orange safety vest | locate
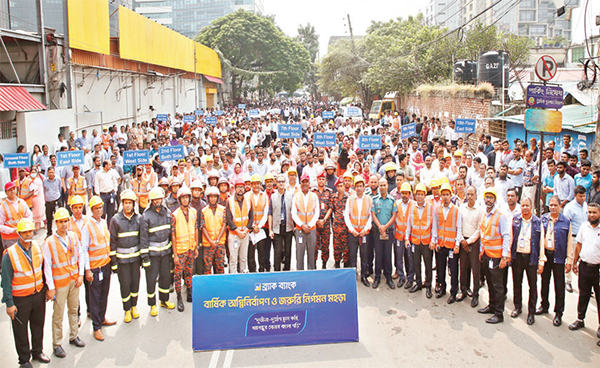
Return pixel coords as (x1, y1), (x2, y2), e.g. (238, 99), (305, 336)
(480, 210), (504, 258)
(67, 176), (86, 206)
(44, 233), (80, 289)
(85, 219), (110, 269)
(248, 191), (268, 225)
(437, 204), (458, 249)
(410, 202), (433, 245)
(202, 205), (226, 247)
(1, 199), (28, 240)
(144, 171), (158, 188)
(18, 177), (33, 208)
(228, 196), (250, 228)
(173, 207), (197, 254)
(102, 133), (111, 150)
(131, 177), (149, 209)
(395, 200), (414, 240)
(68, 216), (85, 241)
(294, 192), (318, 230)
(347, 194), (371, 233)
(7, 242), (44, 297)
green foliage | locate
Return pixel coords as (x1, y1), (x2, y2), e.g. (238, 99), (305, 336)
(195, 10), (310, 100)
(295, 23), (320, 100)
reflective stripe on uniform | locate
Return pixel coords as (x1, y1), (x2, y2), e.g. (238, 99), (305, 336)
(118, 231), (139, 238)
(149, 224), (170, 233)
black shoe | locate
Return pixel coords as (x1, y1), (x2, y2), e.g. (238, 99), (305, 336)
(426, 287), (433, 299)
(69, 336), (86, 347)
(53, 346), (66, 358)
(566, 283), (573, 293)
(447, 295), (456, 304)
(404, 280), (414, 290)
(597, 340), (600, 347)
(436, 290), (446, 299)
(361, 277), (371, 288)
(322, 261), (327, 269)
(408, 284), (422, 293)
(187, 291), (192, 303)
(177, 294), (185, 312)
(456, 291), (466, 302)
(397, 278), (405, 288)
(553, 314), (562, 327)
(435, 283), (441, 293)
(569, 320), (585, 331)
(478, 305), (494, 314)
(527, 314), (535, 325)
(32, 353), (51, 364)
(511, 308), (522, 318)
(466, 288), (473, 297)
(597, 326), (600, 339)
(334, 261), (340, 269)
(387, 279), (395, 290)
(19, 362), (32, 368)
(372, 278), (381, 289)
(367, 271), (373, 278)
(486, 315), (504, 324)
(471, 297), (479, 308)
(535, 306), (548, 315)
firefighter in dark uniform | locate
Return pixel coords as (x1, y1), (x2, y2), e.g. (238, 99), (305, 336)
(190, 180), (207, 275)
(109, 190), (142, 323)
(313, 171), (333, 269)
(140, 187), (175, 317)
(331, 177), (349, 268)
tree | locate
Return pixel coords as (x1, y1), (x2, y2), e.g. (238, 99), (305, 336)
(296, 23), (320, 100)
(196, 10), (310, 101)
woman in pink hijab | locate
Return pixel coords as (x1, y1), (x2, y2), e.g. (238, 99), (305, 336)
(411, 151), (425, 176)
(229, 162), (244, 193)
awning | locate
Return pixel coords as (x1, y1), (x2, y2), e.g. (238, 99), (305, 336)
(0, 86), (46, 111)
(204, 75), (223, 84)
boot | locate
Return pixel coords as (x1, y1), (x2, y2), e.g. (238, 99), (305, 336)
(124, 310), (132, 323)
(177, 293), (184, 312)
(334, 261), (340, 269)
(131, 306), (140, 319)
(187, 290), (192, 303)
(150, 305), (158, 317)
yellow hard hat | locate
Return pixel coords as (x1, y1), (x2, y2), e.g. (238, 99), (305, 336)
(53, 208), (70, 222)
(440, 183), (453, 194)
(148, 187), (165, 201)
(16, 218), (35, 233)
(353, 175), (365, 185)
(453, 151), (462, 157)
(264, 173), (275, 182)
(120, 189), (137, 202)
(70, 195), (84, 206)
(287, 167), (297, 175)
(483, 187), (497, 198)
(343, 171), (353, 179)
(430, 178), (441, 188)
(439, 176), (450, 186)
(384, 163), (398, 172)
(415, 183), (427, 193)
(400, 182), (412, 193)
(250, 174), (261, 183)
(89, 196), (104, 209)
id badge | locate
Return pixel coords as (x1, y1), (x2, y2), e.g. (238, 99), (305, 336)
(321, 203), (325, 210)
(547, 238), (553, 250)
(412, 244), (415, 252)
(98, 270), (103, 281)
(70, 256), (76, 265)
(234, 240), (239, 249)
(281, 213), (285, 221)
(298, 235), (303, 244)
(519, 239), (525, 249)
(362, 236), (367, 244)
(449, 251), (453, 259)
(110, 195), (114, 204)
(489, 259), (494, 269)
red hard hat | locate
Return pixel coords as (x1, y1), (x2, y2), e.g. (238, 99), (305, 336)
(4, 181), (16, 191)
(233, 178), (245, 187)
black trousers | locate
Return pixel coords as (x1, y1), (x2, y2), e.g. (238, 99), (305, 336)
(412, 243), (433, 288)
(481, 254), (505, 316)
(436, 247), (460, 296)
(193, 246), (205, 275)
(100, 192), (116, 225)
(11, 292), (45, 364)
(539, 249), (565, 315)
(146, 255), (172, 305)
(576, 261), (600, 323)
(247, 240), (257, 273)
(459, 240), (481, 298)
(512, 253), (538, 315)
(373, 228), (394, 281)
(359, 233), (374, 278)
(348, 233), (361, 270)
(85, 263), (111, 331)
(257, 231), (271, 272)
(118, 260), (141, 311)
(45, 200), (57, 237)
(273, 228), (293, 271)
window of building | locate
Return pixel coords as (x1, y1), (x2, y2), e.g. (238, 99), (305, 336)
(521, 0), (536, 8)
(0, 121), (16, 140)
(572, 47), (585, 63)
(519, 10), (535, 22)
(530, 25), (546, 36)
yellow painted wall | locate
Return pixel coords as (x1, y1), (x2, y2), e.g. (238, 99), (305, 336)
(67, 0), (110, 55)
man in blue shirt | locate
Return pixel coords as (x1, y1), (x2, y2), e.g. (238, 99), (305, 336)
(542, 160), (557, 211)
(508, 147), (526, 199)
(553, 161), (574, 208)
(371, 178), (397, 289)
(564, 185), (588, 293)
(574, 160), (592, 199)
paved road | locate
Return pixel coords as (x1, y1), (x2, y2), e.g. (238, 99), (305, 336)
(1, 233), (599, 367)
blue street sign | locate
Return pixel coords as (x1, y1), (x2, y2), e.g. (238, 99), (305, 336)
(278, 124), (302, 139)
(400, 123), (417, 140)
(314, 133), (336, 147)
(346, 107), (361, 116)
(358, 135), (382, 150)
(123, 150), (150, 166)
(205, 117), (218, 124)
(56, 150), (84, 167)
(156, 114), (168, 122)
(183, 115), (195, 123)
(322, 111), (334, 119)
(213, 110), (224, 116)
(4, 153), (30, 169)
(238, 104), (246, 109)
(454, 119), (477, 134)
(195, 110), (204, 116)
(159, 145), (185, 161)
(525, 85), (564, 109)
(192, 269), (359, 351)
(248, 109), (260, 118)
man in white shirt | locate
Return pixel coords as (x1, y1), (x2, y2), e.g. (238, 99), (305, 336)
(291, 173), (319, 270)
(419, 156), (441, 190)
(459, 186), (484, 307)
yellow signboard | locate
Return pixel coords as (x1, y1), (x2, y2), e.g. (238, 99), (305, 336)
(67, 0), (110, 55)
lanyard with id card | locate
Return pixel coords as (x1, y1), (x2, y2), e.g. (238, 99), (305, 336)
(546, 221), (555, 250)
(58, 236), (76, 266)
(519, 222), (531, 249)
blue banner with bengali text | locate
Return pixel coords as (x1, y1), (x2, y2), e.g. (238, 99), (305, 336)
(278, 124), (302, 139)
(238, 104), (246, 109)
(156, 114), (168, 121)
(205, 116), (217, 124)
(4, 153), (30, 169)
(192, 269), (359, 351)
(195, 110), (204, 116)
(123, 150), (150, 166)
(183, 115), (195, 123)
(248, 109), (260, 118)
(213, 110), (224, 116)
(358, 135), (382, 150)
(159, 145), (185, 161)
(322, 111), (334, 119)
(454, 118), (477, 134)
(314, 132), (336, 147)
(56, 150), (84, 167)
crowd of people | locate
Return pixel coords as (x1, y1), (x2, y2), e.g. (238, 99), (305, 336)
(1, 102), (600, 367)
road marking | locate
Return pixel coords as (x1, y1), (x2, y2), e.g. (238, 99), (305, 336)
(209, 350), (220, 368)
(223, 349), (234, 368)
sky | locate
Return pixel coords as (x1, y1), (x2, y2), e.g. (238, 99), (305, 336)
(263, 0), (423, 58)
